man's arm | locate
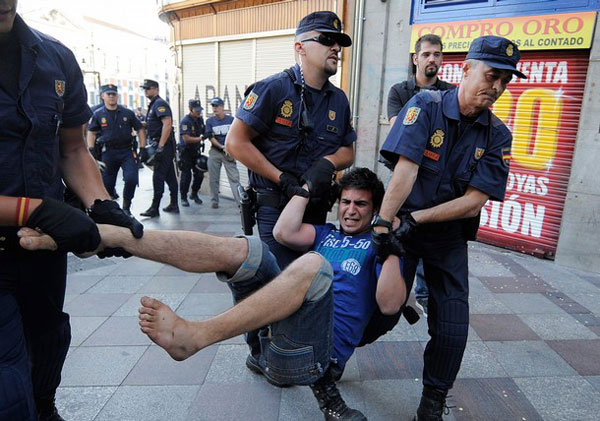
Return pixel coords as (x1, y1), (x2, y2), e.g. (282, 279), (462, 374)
(183, 134), (203, 145)
(86, 129), (97, 149)
(411, 186), (488, 224)
(323, 144), (354, 170)
(376, 156), (419, 228)
(158, 116), (173, 148)
(376, 255), (406, 315)
(226, 117), (282, 184)
(60, 125), (111, 207)
(137, 127), (147, 148)
(208, 136), (224, 150)
(273, 191), (316, 252)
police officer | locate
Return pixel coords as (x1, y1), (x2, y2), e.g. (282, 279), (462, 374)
(205, 97), (241, 209)
(387, 33), (456, 318)
(0, 4), (143, 420)
(87, 84), (147, 215)
(373, 36), (526, 420)
(139, 79), (179, 217)
(227, 11), (356, 269)
(179, 99), (206, 207)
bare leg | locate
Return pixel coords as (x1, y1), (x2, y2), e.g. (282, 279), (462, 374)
(138, 253), (324, 360)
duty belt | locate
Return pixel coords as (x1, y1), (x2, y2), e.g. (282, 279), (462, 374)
(105, 143), (132, 150)
(255, 189), (283, 209)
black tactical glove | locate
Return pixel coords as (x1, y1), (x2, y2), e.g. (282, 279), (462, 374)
(279, 172), (309, 200)
(154, 145), (164, 161)
(88, 199), (144, 258)
(395, 213), (417, 241)
(139, 147), (149, 163)
(371, 229), (405, 263)
(26, 198), (101, 254)
(301, 158), (335, 200)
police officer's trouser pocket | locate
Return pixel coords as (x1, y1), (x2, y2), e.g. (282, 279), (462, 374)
(262, 333), (322, 386)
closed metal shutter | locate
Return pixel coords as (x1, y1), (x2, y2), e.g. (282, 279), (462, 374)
(182, 43), (216, 113)
(255, 35), (295, 80)
(438, 50), (590, 258)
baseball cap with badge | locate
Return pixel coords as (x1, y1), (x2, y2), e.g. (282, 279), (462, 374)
(189, 99), (203, 111)
(210, 97), (224, 106)
(296, 11), (352, 47)
(140, 79), (159, 89)
(100, 84), (118, 94)
(466, 35), (527, 79)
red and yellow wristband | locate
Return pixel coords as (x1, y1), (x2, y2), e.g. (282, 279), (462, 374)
(15, 197), (30, 226)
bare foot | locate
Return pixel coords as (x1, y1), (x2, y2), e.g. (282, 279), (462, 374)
(138, 296), (199, 361)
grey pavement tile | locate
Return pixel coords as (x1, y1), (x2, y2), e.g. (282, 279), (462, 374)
(187, 382), (280, 421)
(515, 376), (600, 421)
(486, 341), (577, 377)
(360, 379), (431, 421)
(189, 273), (232, 293)
(468, 292), (513, 314)
(176, 293), (234, 316)
(138, 275), (199, 294)
(86, 275), (150, 294)
(451, 378), (542, 421)
(204, 223), (244, 233)
(82, 316), (151, 346)
(109, 257), (164, 276)
(340, 353), (360, 382)
(581, 274), (600, 289)
(96, 385), (199, 421)
(61, 346), (147, 386)
(585, 376), (600, 393)
(456, 341), (507, 378)
(67, 257), (117, 277)
(544, 291), (592, 314)
(467, 254), (514, 278)
(470, 314), (540, 341)
(495, 292), (564, 314)
(531, 264), (598, 294)
(479, 276), (549, 293)
(355, 341), (423, 380)
(64, 293), (132, 317)
(204, 344), (263, 384)
(569, 292), (600, 314)
(55, 386), (116, 421)
(69, 316), (107, 346)
(65, 274), (104, 294)
(547, 340), (600, 375)
(518, 313), (597, 340)
(124, 344), (218, 385)
(64, 294), (79, 305)
(113, 293), (187, 317)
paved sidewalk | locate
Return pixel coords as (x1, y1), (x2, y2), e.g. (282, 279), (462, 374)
(58, 168), (600, 420)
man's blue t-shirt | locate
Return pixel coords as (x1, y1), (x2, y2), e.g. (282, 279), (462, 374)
(205, 114), (234, 146)
(312, 223), (382, 368)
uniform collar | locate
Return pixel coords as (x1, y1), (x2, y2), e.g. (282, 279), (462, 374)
(291, 64), (335, 93)
(442, 89), (490, 126)
(149, 95), (161, 107)
(13, 14), (42, 49)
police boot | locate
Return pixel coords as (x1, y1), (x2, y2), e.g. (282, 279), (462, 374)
(181, 195), (190, 207)
(122, 199), (132, 217)
(190, 192), (203, 204)
(163, 202), (180, 213)
(310, 370), (366, 421)
(36, 395), (66, 421)
(141, 200), (160, 218)
(413, 386), (449, 421)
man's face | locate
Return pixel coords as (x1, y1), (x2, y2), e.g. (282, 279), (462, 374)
(190, 108), (200, 118)
(0, 0), (17, 34)
(298, 31), (340, 77)
(212, 104), (224, 116)
(102, 92), (118, 106)
(462, 60), (513, 112)
(144, 86), (157, 100)
(413, 41), (443, 79)
(338, 188), (375, 235)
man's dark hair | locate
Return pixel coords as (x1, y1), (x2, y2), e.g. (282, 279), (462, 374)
(337, 167), (385, 210)
(415, 34), (443, 55)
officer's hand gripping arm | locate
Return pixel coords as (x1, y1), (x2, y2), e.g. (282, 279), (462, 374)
(301, 158), (335, 201)
(88, 199), (144, 258)
(273, 185), (316, 252)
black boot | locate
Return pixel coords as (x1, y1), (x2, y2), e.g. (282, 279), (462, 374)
(36, 395), (66, 421)
(141, 199), (160, 217)
(122, 199), (132, 216)
(190, 192), (203, 204)
(414, 386), (448, 421)
(163, 202), (180, 213)
(181, 196), (190, 207)
(310, 370), (366, 421)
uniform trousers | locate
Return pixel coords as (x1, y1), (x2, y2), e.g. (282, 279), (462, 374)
(179, 148), (203, 198)
(208, 147), (241, 205)
(101, 146), (138, 202)
(152, 141), (178, 204)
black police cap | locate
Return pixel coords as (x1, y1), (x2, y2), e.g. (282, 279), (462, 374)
(141, 79), (159, 89)
(296, 11), (352, 47)
(188, 99), (203, 111)
(466, 36), (526, 79)
(100, 84), (118, 94)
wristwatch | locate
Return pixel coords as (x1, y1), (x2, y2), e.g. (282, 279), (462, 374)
(371, 215), (393, 231)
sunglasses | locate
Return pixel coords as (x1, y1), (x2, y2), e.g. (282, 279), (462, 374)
(300, 34), (339, 47)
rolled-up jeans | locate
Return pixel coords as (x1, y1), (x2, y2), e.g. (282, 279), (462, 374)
(217, 236), (334, 385)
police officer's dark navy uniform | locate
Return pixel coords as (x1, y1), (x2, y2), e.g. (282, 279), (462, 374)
(140, 79), (179, 217)
(88, 84), (145, 215)
(235, 11), (356, 270)
(179, 99), (206, 207)
(387, 77), (455, 122)
(375, 36), (526, 420)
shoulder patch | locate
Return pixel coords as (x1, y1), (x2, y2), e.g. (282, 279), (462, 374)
(403, 107), (421, 125)
(182, 124), (188, 130)
(502, 147), (511, 167)
(157, 106), (166, 113)
(280, 99), (293, 118)
(244, 92), (258, 110)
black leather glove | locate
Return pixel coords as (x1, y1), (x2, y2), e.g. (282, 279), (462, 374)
(279, 172), (309, 200)
(301, 158), (335, 200)
(371, 229), (405, 263)
(26, 198), (101, 254)
(139, 147), (149, 163)
(394, 213), (417, 241)
(88, 199), (144, 258)
(154, 145), (164, 161)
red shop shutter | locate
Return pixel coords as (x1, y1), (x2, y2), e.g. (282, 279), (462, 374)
(438, 50), (590, 259)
